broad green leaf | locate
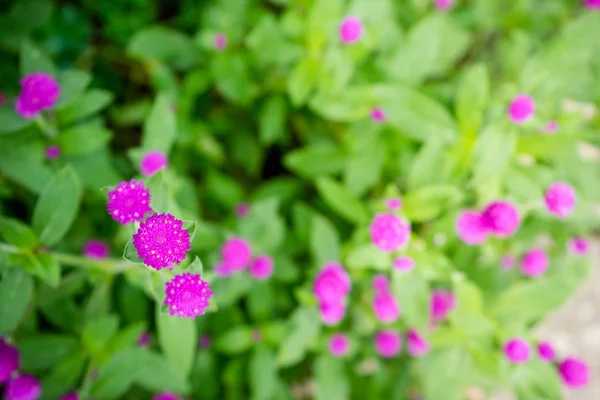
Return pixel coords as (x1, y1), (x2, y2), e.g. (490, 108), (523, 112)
(456, 64), (489, 136)
(392, 272), (429, 330)
(248, 282), (274, 322)
(215, 326), (253, 354)
(249, 344), (277, 400)
(310, 213), (340, 266)
(211, 273), (252, 308)
(259, 95), (288, 145)
(345, 244), (391, 271)
(473, 125), (517, 185)
(343, 134), (385, 196)
(82, 315), (119, 355)
(40, 353), (86, 400)
(57, 89), (114, 125)
(306, 0), (343, 51)
(417, 347), (469, 400)
(18, 334), (79, 371)
(407, 139), (448, 190)
(9, 0), (53, 34)
(135, 350), (191, 394)
(0, 108), (31, 135)
(403, 185), (463, 222)
(141, 94), (177, 154)
(157, 306), (197, 378)
(0, 268), (33, 334)
(315, 177), (369, 224)
(0, 136), (53, 193)
(27, 252), (61, 287)
(238, 198), (285, 253)
(0, 216), (37, 247)
(212, 53), (256, 105)
(56, 69), (92, 108)
(90, 348), (144, 399)
(145, 168), (170, 213)
(284, 145), (345, 179)
(309, 88), (370, 122)
(287, 57), (319, 107)
(314, 355), (349, 400)
(128, 26), (200, 69)
(20, 39), (55, 76)
(190, 352), (218, 399)
(277, 308), (320, 367)
(56, 121), (112, 155)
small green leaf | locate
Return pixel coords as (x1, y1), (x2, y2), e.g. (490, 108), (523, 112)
(249, 344), (278, 400)
(40, 353), (86, 400)
(122, 240), (142, 264)
(259, 96), (288, 145)
(403, 185), (463, 222)
(56, 69), (92, 108)
(128, 26), (200, 69)
(284, 145), (345, 179)
(82, 315), (119, 355)
(156, 305), (197, 378)
(314, 354), (349, 400)
(392, 272), (429, 330)
(20, 39), (55, 76)
(212, 53), (256, 106)
(215, 326), (253, 355)
(277, 308), (320, 367)
(184, 256), (204, 275)
(90, 348), (144, 399)
(456, 64), (489, 136)
(56, 89), (113, 125)
(310, 213), (340, 267)
(0, 268), (33, 334)
(473, 125), (517, 185)
(0, 216), (38, 247)
(142, 94), (177, 154)
(0, 108), (31, 135)
(239, 198), (285, 253)
(315, 177), (369, 224)
(135, 350), (191, 394)
(27, 252), (61, 287)
(287, 57), (319, 107)
(56, 122), (112, 156)
(18, 334), (79, 371)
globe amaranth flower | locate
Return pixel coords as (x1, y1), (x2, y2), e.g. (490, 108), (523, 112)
(140, 151), (168, 176)
(545, 182), (576, 218)
(153, 392), (181, 400)
(393, 256), (415, 272)
(106, 179), (152, 225)
(214, 33), (228, 50)
(59, 393), (79, 400)
(370, 213), (411, 252)
(434, 0), (454, 11)
(501, 255), (516, 270)
(329, 333), (349, 357)
(455, 210), (488, 245)
(371, 107), (386, 123)
(520, 248), (549, 278)
(45, 145), (61, 160)
(339, 16), (363, 44)
(221, 237), (252, 271)
(508, 94), (535, 124)
(503, 338), (530, 364)
(83, 239), (109, 260)
(136, 332), (150, 348)
(6, 375), (42, 400)
(235, 202), (249, 218)
(251, 329), (263, 343)
(214, 262), (233, 277)
(430, 290), (456, 324)
(313, 263), (351, 304)
(407, 329), (430, 357)
(537, 341), (555, 362)
(133, 213), (191, 270)
(15, 72), (60, 119)
(481, 201), (520, 237)
(0, 339), (19, 384)
(542, 120), (558, 134)
(164, 273), (213, 318)
(198, 335), (212, 349)
(558, 357), (589, 389)
(385, 197), (402, 210)
(374, 330), (402, 358)
(569, 237), (589, 255)
(319, 301), (346, 326)
(373, 292), (401, 324)
(585, 0), (600, 10)
(249, 255), (274, 281)
(372, 275), (389, 294)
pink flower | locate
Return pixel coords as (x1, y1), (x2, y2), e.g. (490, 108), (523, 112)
(45, 145), (61, 160)
(136, 332), (150, 348)
(0, 91), (6, 106)
(329, 333), (349, 357)
(545, 182), (576, 218)
(542, 120), (558, 134)
(569, 237), (589, 255)
(132, 213), (191, 270)
(430, 290), (456, 324)
(214, 33), (228, 50)
(385, 197), (402, 210)
(251, 329), (263, 343)
(508, 94), (535, 124)
(140, 151), (168, 176)
(313, 263), (351, 304)
(392, 256), (415, 272)
(339, 16), (363, 44)
(537, 341), (555, 362)
(370, 213), (411, 252)
(319, 301), (346, 326)
(221, 237), (252, 271)
(434, 0), (454, 11)
(558, 357), (589, 389)
(83, 239), (109, 260)
(6, 375), (42, 400)
(504, 338), (530, 363)
(373, 292), (401, 323)
(407, 329), (430, 357)
(0, 339), (19, 384)
(249, 255), (274, 280)
(164, 273), (213, 318)
(60, 393), (78, 400)
(372, 275), (389, 294)
(15, 72), (60, 119)
(584, 0), (600, 10)
(106, 179), (152, 225)
(371, 107), (386, 122)
(235, 202), (249, 218)
(455, 210), (488, 245)
(501, 255), (516, 269)
(214, 262), (233, 277)
(153, 392), (181, 400)
(481, 201), (520, 237)
(520, 248), (549, 277)
(374, 330), (402, 358)
(198, 335), (212, 349)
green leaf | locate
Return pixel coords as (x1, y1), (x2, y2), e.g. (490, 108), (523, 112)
(248, 282), (274, 322)
(57, 89), (114, 125)
(0, 268), (33, 334)
(9, 0), (53, 34)
(343, 135), (385, 196)
(0, 216), (38, 247)
(284, 145), (345, 179)
(82, 315), (119, 355)
(128, 26), (200, 69)
(27, 252), (61, 287)
(473, 125), (517, 185)
(418, 347), (469, 400)
(249, 344), (278, 400)
(122, 240), (142, 264)
(0, 108), (31, 135)
(156, 305), (197, 378)
(310, 213), (340, 267)
(277, 308), (320, 367)
(456, 64), (489, 136)
(56, 121), (112, 155)
(212, 53), (256, 106)
(211, 274), (252, 308)
(40, 353), (86, 400)
(56, 69), (92, 108)
(184, 256), (204, 275)
(259, 96), (288, 145)
(190, 352), (218, 399)
(0, 136), (53, 193)
(407, 139), (448, 190)
(215, 326), (253, 355)
(90, 348), (144, 399)
(392, 272), (429, 330)
(287, 57), (319, 107)
(314, 355), (349, 400)
(315, 177), (369, 224)
(20, 39), (55, 76)
(142, 94), (177, 154)
(145, 168), (170, 213)
(135, 350), (191, 394)
(18, 334), (79, 370)
(32, 166), (82, 246)
(403, 185), (463, 222)
(306, 0), (343, 51)
(239, 198), (285, 253)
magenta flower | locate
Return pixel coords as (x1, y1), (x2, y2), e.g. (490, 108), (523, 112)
(153, 392), (181, 400)
(339, 16), (363, 44)
(545, 182), (576, 218)
(319, 301), (346, 326)
(370, 213), (411, 252)
(393, 256), (415, 272)
(221, 237), (252, 271)
(140, 151), (168, 176)
(455, 210), (488, 245)
(15, 72), (60, 119)
(199, 335), (212, 349)
(164, 273), (213, 318)
(371, 107), (386, 123)
(0, 91), (5, 106)
(434, 0), (454, 11)
(6, 375), (42, 400)
(136, 332), (150, 348)
(430, 290), (456, 324)
(59, 393), (78, 400)
(537, 341), (555, 362)
(372, 275), (389, 294)
(0, 339), (19, 384)
(503, 338), (530, 364)
(481, 201), (520, 237)
(132, 213), (191, 270)
(508, 94), (535, 124)
(83, 239), (109, 260)
(313, 263), (351, 304)
(558, 357), (589, 389)
(106, 179), (152, 225)
(569, 237), (589, 255)
(214, 262), (233, 277)
(373, 292), (401, 323)
(249, 255), (274, 280)
(329, 333), (349, 357)
(520, 248), (549, 278)
(385, 197), (402, 210)
(214, 33), (228, 50)
(407, 329), (430, 357)
(501, 255), (516, 270)
(542, 120), (558, 134)
(45, 145), (61, 160)
(235, 202), (250, 218)
(584, 0), (600, 10)
(374, 330), (402, 358)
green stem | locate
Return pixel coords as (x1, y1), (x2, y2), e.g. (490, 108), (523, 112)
(34, 114), (58, 139)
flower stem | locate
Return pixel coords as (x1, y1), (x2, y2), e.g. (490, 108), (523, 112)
(34, 114), (58, 139)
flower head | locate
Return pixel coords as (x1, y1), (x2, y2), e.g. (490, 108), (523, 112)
(430, 290), (456, 324)
(393, 256), (415, 272)
(164, 273), (213, 318)
(503, 338), (530, 363)
(133, 213), (191, 270)
(370, 213), (411, 252)
(313, 263), (351, 304)
(249, 255), (274, 281)
(434, 0), (454, 11)
(558, 357), (589, 389)
(59, 393), (79, 400)
(214, 33), (228, 50)
(407, 329), (430, 357)
(106, 179), (152, 225)
(455, 210), (488, 245)
(199, 335), (212, 349)
(585, 0), (600, 10)
(0, 339), (19, 384)
(545, 182), (576, 218)
(329, 333), (349, 357)
(319, 301), (346, 326)
(6, 374), (42, 400)
(520, 248), (549, 277)
(153, 392), (181, 400)
(373, 292), (401, 323)
(501, 255), (516, 270)
(221, 237), (252, 271)
(371, 107), (386, 123)
(339, 16), (363, 44)
(385, 197), (402, 210)
(372, 275), (389, 294)
(481, 201), (520, 237)
(83, 239), (109, 260)
(542, 120), (558, 134)
(508, 94), (535, 124)
(214, 262), (233, 277)
(374, 330), (402, 358)
(537, 341), (555, 362)
(15, 72), (60, 119)
(235, 202), (249, 218)
(45, 145), (61, 160)
(569, 237), (589, 255)
(140, 151), (168, 176)
(136, 332), (150, 348)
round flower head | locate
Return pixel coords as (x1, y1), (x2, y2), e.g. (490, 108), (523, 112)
(385, 197), (402, 210)
(430, 290), (456, 324)
(481, 201), (520, 237)
(249, 255), (274, 280)
(15, 72), (60, 119)
(140, 151), (168, 176)
(508, 94), (535, 124)
(373, 292), (401, 323)
(214, 262), (233, 277)
(0, 339), (19, 384)
(329, 333), (349, 357)
(407, 329), (430, 357)
(83, 239), (109, 260)
(132, 213), (191, 270)
(6, 375), (42, 400)
(537, 341), (555, 362)
(520, 248), (549, 278)
(569, 237), (589, 255)
(221, 237), (252, 271)
(374, 330), (402, 358)
(45, 145), (61, 160)
(164, 273), (213, 318)
(501, 255), (516, 270)
(60, 393), (78, 400)
(558, 357), (589, 389)
(545, 182), (576, 218)
(199, 335), (212, 349)
(455, 210), (488, 245)
(434, 0), (454, 11)
(214, 33), (228, 50)
(313, 263), (351, 304)
(372, 275), (389, 294)
(585, 0), (600, 10)
(339, 16), (363, 44)
(542, 120), (558, 134)
(503, 338), (530, 363)
(370, 213), (411, 252)
(393, 256), (415, 272)
(136, 332), (150, 348)
(106, 179), (152, 225)
(319, 301), (346, 326)
(153, 392), (181, 400)
(235, 202), (249, 218)
(371, 107), (386, 123)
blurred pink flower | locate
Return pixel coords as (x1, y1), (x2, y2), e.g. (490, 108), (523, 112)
(6, 375), (42, 400)
(199, 335), (212, 349)
(136, 332), (150, 348)
(501, 255), (516, 270)
(45, 145), (61, 160)
(430, 290), (456, 324)
(371, 107), (386, 123)
(214, 33), (228, 50)
(329, 333), (349, 357)
(455, 210), (488, 245)
(520, 248), (549, 277)
(373, 292), (401, 324)
(545, 182), (576, 218)
(133, 213), (190, 270)
(0, 339), (19, 384)
(249, 255), (274, 280)
(221, 237), (252, 271)
(374, 330), (402, 358)
(508, 94), (535, 124)
(481, 201), (520, 238)
(435, 0), (454, 11)
(83, 239), (109, 260)
(313, 263), (351, 304)
(372, 274), (389, 294)
(106, 179), (152, 225)
(407, 329), (430, 357)
(214, 262), (233, 277)
(504, 338), (530, 363)
(542, 120), (558, 134)
(339, 16), (363, 44)
(393, 256), (415, 272)
(140, 151), (168, 176)
(235, 202), (249, 218)
(15, 72), (60, 119)
(559, 357), (589, 389)
(164, 273), (212, 318)
(153, 392), (181, 400)
(584, 0), (600, 10)
(537, 341), (555, 362)
(370, 213), (411, 252)
(385, 197), (402, 210)
(319, 301), (346, 326)
(569, 237), (589, 255)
